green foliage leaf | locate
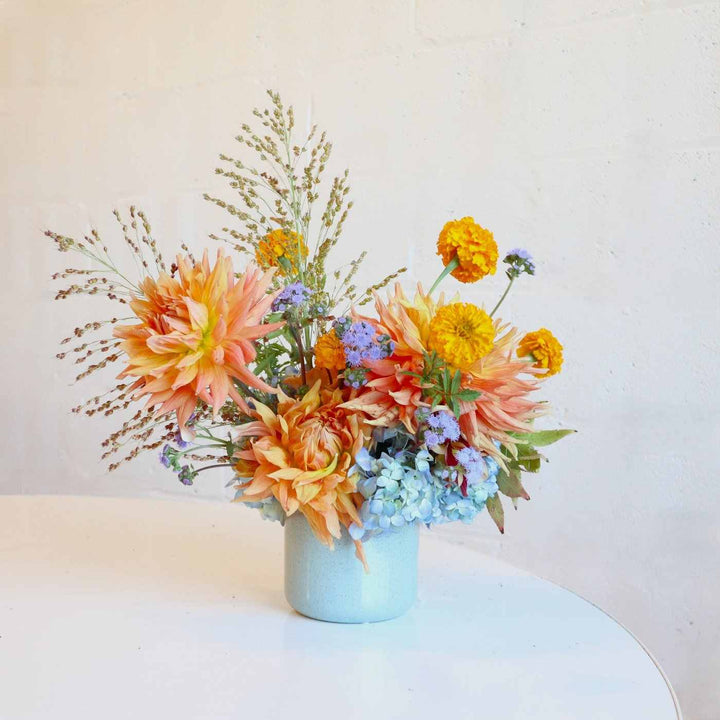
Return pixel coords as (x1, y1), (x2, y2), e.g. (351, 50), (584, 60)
(511, 429), (576, 447)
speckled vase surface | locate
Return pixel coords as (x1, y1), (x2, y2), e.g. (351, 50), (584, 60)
(284, 512), (419, 623)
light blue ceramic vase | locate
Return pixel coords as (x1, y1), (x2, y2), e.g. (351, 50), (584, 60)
(284, 512), (419, 623)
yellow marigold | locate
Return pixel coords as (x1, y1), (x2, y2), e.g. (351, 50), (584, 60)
(255, 229), (308, 276)
(314, 330), (346, 371)
(428, 302), (495, 369)
(517, 328), (563, 376)
(437, 217), (498, 283)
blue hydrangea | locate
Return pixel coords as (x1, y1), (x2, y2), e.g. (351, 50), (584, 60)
(349, 446), (501, 540)
(234, 485), (286, 524)
(272, 282), (311, 312)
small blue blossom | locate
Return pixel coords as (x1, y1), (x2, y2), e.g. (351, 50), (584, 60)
(271, 282), (311, 312)
(173, 429), (190, 449)
(503, 248), (536, 279)
(235, 485), (286, 524)
(177, 465), (197, 486)
(334, 318), (394, 369)
(344, 366), (369, 389)
(425, 411), (460, 445)
(159, 444), (173, 468)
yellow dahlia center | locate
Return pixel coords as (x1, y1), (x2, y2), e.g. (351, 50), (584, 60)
(428, 302), (494, 369)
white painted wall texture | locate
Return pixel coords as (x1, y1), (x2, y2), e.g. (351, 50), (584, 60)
(2, 1), (719, 717)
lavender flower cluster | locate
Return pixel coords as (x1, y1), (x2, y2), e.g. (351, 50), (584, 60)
(503, 248), (535, 279)
(159, 441), (197, 486)
(333, 317), (395, 389)
(271, 282), (311, 313)
(420, 410), (461, 446)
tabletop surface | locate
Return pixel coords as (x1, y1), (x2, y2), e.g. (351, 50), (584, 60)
(0, 495), (680, 720)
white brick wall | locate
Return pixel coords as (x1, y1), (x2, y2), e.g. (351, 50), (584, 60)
(2, 1), (718, 717)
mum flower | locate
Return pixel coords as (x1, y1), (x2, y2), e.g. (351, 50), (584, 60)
(114, 251), (283, 429)
(437, 217), (498, 283)
(428, 302), (495, 369)
(255, 229), (308, 276)
(314, 329), (346, 371)
(233, 381), (368, 558)
(517, 328), (564, 376)
(342, 284), (546, 460)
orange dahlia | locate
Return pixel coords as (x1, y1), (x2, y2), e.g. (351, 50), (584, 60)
(114, 251), (283, 429)
(437, 217), (498, 283)
(255, 229), (308, 276)
(342, 284), (546, 460)
(234, 380), (368, 556)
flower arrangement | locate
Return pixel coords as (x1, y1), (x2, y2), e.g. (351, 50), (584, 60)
(49, 91), (573, 570)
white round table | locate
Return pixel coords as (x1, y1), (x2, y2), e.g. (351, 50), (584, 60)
(0, 496), (680, 719)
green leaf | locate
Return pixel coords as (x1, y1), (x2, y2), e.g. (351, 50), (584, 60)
(517, 456), (542, 473)
(515, 444), (545, 472)
(451, 369), (461, 395)
(456, 389), (481, 402)
(486, 494), (505, 533)
(511, 429), (576, 447)
(497, 467), (531, 500)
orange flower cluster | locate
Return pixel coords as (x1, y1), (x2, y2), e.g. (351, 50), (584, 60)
(342, 284), (547, 460)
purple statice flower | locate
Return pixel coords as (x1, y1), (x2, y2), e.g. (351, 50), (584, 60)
(177, 465), (196, 486)
(159, 444), (173, 468)
(271, 282), (310, 313)
(173, 429), (190, 450)
(503, 248), (535, 279)
(454, 446), (487, 485)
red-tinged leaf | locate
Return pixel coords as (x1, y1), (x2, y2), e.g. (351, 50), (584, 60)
(486, 494), (505, 533)
(497, 467), (531, 501)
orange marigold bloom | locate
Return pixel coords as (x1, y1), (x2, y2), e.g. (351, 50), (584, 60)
(342, 284), (546, 461)
(234, 381), (368, 558)
(437, 217), (498, 283)
(113, 251), (283, 430)
(255, 229), (308, 276)
(517, 328), (564, 376)
(314, 330), (346, 371)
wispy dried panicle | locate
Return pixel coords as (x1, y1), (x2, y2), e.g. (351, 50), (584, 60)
(112, 207), (145, 269)
(46, 230), (77, 252)
(179, 243), (196, 265)
(356, 267), (409, 306)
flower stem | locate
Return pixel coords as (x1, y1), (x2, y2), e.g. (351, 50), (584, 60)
(428, 256), (459, 295)
(289, 324), (308, 386)
(194, 463), (232, 474)
(490, 277), (514, 317)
